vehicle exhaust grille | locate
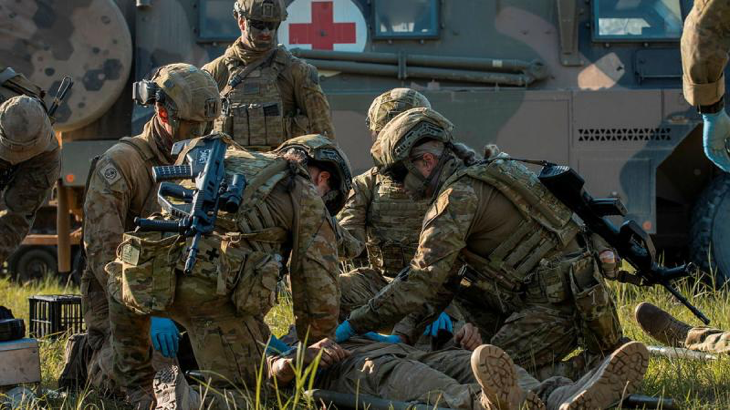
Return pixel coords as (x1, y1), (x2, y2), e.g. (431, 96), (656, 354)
(578, 128), (671, 142)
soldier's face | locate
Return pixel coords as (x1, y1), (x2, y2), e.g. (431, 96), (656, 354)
(307, 164), (332, 197)
(239, 17), (277, 51)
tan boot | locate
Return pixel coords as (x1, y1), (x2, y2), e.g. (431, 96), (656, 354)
(634, 302), (691, 347)
(547, 341), (649, 410)
(153, 365), (201, 410)
(471, 344), (546, 410)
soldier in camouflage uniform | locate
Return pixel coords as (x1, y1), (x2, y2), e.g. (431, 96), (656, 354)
(273, 134), (363, 259)
(203, 0), (335, 150)
(681, 0), (730, 171)
(337, 108), (624, 381)
(0, 67), (59, 264)
(107, 135), (340, 408)
(80, 63), (221, 393)
(337, 88), (433, 319)
(635, 302), (730, 355)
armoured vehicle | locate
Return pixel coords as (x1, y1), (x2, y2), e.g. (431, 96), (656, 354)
(3, 0), (729, 283)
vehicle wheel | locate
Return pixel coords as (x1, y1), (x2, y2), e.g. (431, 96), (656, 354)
(9, 246), (58, 283)
(690, 173), (730, 285)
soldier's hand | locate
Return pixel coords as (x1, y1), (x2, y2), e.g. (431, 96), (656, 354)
(702, 109), (730, 172)
(598, 250), (619, 280)
(306, 338), (351, 368)
(149, 317), (180, 358)
(454, 322), (482, 351)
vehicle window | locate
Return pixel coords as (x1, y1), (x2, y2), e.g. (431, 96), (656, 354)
(198, 0), (240, 42)
(373, 0), (439, 39)
(593, 0), (682, 41)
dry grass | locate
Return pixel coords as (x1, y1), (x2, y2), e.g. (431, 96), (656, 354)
(1, 272), (729, 409)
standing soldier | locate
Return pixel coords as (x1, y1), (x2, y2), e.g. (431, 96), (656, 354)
(336, 108), (624, 380)
(681, 0), (730, 171)
(107, 135), (340, 408)
(203, 0), (335, 150)
(0, 67), (60, 265)
(79, 63), (221, 394)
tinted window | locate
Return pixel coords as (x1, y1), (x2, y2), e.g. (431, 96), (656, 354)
(199, 0), (240, 42)
(373, 0), (439, 39)
(593, 0), (682, 41)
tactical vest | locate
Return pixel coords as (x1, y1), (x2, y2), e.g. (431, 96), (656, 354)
(214, 50), (286, 150)
(366, 172), (430, 277)
(449, 155), (582, 291)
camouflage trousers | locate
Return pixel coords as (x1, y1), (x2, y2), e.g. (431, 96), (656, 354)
(339, 267), (390, 322)
(684, 327), (730, 354)
(108, 274), (271, 395)
(79, 269), (175, 394)
(317, 339), (572, 409)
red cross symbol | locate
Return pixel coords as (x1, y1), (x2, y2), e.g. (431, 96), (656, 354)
(289, 1), (357, 50)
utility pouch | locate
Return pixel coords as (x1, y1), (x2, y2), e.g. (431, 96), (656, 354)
(117, 231), (185, 315)
(534, 252), (592, 304)
(224, 235), (281, 317)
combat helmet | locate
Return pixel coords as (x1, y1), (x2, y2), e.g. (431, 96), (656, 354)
(234, 0), (288, 22)
(275, 134), (353, 214)
(367, 88), (431, 135)
(0, 95), (55, 165)
(134, 63), (221, 138)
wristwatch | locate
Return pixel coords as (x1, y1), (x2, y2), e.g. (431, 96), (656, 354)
(698, 96), (725, 114)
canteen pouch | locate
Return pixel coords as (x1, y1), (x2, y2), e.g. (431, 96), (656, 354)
(221, 235), (281, 317)
(533, 252), (592, 304)
(117, 231), (184, 315)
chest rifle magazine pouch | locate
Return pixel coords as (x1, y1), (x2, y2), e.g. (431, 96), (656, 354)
(116, 231), (185, 315)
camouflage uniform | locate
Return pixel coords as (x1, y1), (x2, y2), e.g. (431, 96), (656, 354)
(681, 0), (730, 106)
(337, 88), (432, 319)
(203, 0), (334, 150)
(107, 139), (340, 402)
(81, 64), (220, 392)
(0, 89), (59, 264)
(348, 108), (623, 379)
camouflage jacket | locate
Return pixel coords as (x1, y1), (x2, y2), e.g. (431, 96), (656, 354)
(0, 146), (60, 264)
(83, 121), (170, 291)
(681, 0), (730, 106)
(332, 215), (364, 260)
(203, 41), (335, 141)
(337, 167), (429, 277)
(347, 160), (533, 336)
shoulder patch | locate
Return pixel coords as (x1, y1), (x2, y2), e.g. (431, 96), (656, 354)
(98, 162), (122, 186)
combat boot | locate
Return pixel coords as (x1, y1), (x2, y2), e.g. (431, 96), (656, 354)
(470, 344), (546, 410)
(126, 386), (156, 410)
(634, 302), (691, 347)
(546, 341), (649, 410)
(153, 365), (201, 410)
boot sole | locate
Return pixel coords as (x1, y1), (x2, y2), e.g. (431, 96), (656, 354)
(153, 365), (197, 410)
(471, 344), (524, 410)
(560, 341), (649, 410)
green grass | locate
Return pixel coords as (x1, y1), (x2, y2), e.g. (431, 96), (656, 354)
(1, 273), (730, 409)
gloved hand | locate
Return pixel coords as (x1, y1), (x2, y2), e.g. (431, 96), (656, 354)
(335, 320), (357, 343)
(702, 109), (730, 172)
(363, 332), (402, 344)
(266, 335), (291, 355)
(424, 312), (453, 337)
(150, 317), (179, 358)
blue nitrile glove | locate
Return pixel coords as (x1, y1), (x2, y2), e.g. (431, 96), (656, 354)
(702, 110), (730, 172)
(335, 320), (357, 343)
(150, 317), (180, 358)
(363, 332), (402, 343)
(266, 335), (291, 355)
(423, 312), (453, 337)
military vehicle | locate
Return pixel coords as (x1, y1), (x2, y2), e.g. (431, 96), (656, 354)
(4, 0), (728, 283)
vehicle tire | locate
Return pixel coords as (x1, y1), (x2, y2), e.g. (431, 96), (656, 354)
(8, 246), (58, 283)
(690, 173), (730, 285)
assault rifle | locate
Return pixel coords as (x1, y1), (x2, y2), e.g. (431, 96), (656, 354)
(536, 163), (710, 325)
(134, 136), (246, 274)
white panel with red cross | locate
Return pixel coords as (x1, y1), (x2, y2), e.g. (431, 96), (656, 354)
(279, 0), (367, 52)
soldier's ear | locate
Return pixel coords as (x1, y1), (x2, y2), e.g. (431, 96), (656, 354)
(237, 16), (247, 33)
(156, 103), (169, 124)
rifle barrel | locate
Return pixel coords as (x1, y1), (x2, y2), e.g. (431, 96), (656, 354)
(660, 279), (710, 325)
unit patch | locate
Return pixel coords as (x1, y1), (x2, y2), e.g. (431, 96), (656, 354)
(99, 162), (122, 186)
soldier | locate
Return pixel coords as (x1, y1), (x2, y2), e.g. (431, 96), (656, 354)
(0, 66), (59, 264)
(79, 63), (221, 393)
(336, 108), (624, 380)
(681, 0), (730, 171)
(635, 302), (730, 355)
(203, 0), (335, 150)
(273, 134), (363, 258)
(107, 135), (340, 408)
